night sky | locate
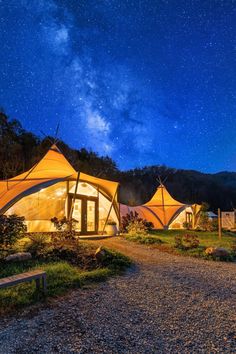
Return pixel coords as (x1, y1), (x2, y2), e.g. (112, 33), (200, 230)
(0, 0), (236, 172)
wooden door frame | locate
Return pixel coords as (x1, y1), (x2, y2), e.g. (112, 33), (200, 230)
(68, 193), (98, 235)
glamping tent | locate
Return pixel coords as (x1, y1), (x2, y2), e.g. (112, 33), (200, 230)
(120, 184), (196, 230)
(0, 145), (119, 234)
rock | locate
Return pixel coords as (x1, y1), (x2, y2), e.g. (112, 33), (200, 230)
(205, 247), (230, 258)
(5, 252), (32, 262)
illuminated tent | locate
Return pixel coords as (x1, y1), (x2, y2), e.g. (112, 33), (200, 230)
(0, 145), (119, 233)
(120, 184), (194, 229)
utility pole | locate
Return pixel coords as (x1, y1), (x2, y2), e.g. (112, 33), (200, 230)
(218, 208), (222, 240)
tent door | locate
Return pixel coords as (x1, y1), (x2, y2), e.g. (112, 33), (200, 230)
(70, 195), (98, 235)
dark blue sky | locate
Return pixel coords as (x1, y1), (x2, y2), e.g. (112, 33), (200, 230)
(0, 0), (236, 172)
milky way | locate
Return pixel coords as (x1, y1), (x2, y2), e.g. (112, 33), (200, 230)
(0, 0), (236, 172)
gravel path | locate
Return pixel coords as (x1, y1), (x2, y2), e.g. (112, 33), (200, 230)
(1, 237), (236, 353)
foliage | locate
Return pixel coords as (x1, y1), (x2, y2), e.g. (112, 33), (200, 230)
(95, 247), (132, 270)
(51, 217), (68, 231)
(197, 203), (218, 231)
(174, 233), (200, 250)
(125, 234), (163, 245)
(0, 245), (131, 315)
(127, 219), (148, 236)
(24, 233), (51, 257)
(121, 211), (153, 234)
(183, 221), (192, 230)
(0, 214), (26, 248)
(51, 217), (78, 239)
(107, 220), (117, 225)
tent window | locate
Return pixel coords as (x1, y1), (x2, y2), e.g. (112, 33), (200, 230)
(5, 182), (67, 220)
(69, 181), (98, 197)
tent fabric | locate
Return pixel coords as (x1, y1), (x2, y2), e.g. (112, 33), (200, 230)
(120, 204), (163, 229)
(0, 144), (119, 215)
(120, 184), (191, 229)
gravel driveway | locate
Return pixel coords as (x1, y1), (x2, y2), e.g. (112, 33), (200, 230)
(1, 237), (236, 353)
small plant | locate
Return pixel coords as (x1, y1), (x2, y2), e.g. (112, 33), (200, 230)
(0, 214), (26, 248)
(24, 233), (51, 257)
(107, 220), (117, 225)
(183, 221), (192, 230)
(174, 234), (184, 249)
(174, 233), (200, 250)
(51, 217), (69, 231)
(126, 219), (148, 236)
(51, 217), (78, 239)
(121, 211), (153, 234)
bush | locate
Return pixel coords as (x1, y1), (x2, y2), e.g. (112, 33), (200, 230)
(174, 233), (200, 250)
(24, 233), (51, 257)
(121, 211), (153, 234)
(51, 217), (78, 239)
(183, 221), (192, 230)
(127, 219), (148, 236)
(0, 214), (26, 248)
(107, 220), (117, 225)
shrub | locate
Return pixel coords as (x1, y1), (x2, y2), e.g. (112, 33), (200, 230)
(121, 211), (153, 234)
(174, 233), (200, 250)
(51, 217), (77, 239)
(0, 214), (26, 248)
(197, 203), (218, 231)
(44, 240), (97, 269)
(126, 219), (148, 235)
(174, 234), (184, 249)
(183, 221), (192, 230)
(24, 233), (51, 257)
(107, 220), (117, 225)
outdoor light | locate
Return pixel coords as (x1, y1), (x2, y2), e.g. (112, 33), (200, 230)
(56, 190), (64, 196)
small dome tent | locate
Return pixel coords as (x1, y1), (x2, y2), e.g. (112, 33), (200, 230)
(120, 184), (196, 230)
(0, 145), (119, 234)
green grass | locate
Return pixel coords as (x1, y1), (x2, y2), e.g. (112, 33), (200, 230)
(124, 229), (236, 260)
(0, 249), (131, 315)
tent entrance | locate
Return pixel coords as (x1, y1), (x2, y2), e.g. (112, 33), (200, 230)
(69, 195), (98, 235)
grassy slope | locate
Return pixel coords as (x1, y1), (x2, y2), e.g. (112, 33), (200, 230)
(0, 247), (131, 315)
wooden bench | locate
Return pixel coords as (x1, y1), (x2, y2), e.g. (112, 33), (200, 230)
(0, 270), (47, 294)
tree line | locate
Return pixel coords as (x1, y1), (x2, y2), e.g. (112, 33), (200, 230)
(0, 111), (235, 211)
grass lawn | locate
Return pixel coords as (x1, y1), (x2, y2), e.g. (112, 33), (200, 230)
(0, 245), (131, 316)
(124, 229), (236, 260)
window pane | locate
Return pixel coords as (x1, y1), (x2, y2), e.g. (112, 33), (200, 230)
(72, 199), (81, 232)
(69, 182), (98, 197)
(5, 182), (67, 220)
(87, 200), (95, 232)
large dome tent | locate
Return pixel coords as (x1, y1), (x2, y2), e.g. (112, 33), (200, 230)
(0, 145), (119, 234)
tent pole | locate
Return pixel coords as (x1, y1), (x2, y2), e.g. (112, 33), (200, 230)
(68, 172), (80, 231)
(102, 188), (118, 235)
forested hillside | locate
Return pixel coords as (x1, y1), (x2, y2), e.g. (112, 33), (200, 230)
(1, 112), (236, 211)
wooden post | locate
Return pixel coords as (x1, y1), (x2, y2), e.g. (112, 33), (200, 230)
(218, 208), (222, 240)
(42, 274), (47, 294)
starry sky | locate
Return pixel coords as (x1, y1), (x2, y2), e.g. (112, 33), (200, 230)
(0, 0), (236, 172)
